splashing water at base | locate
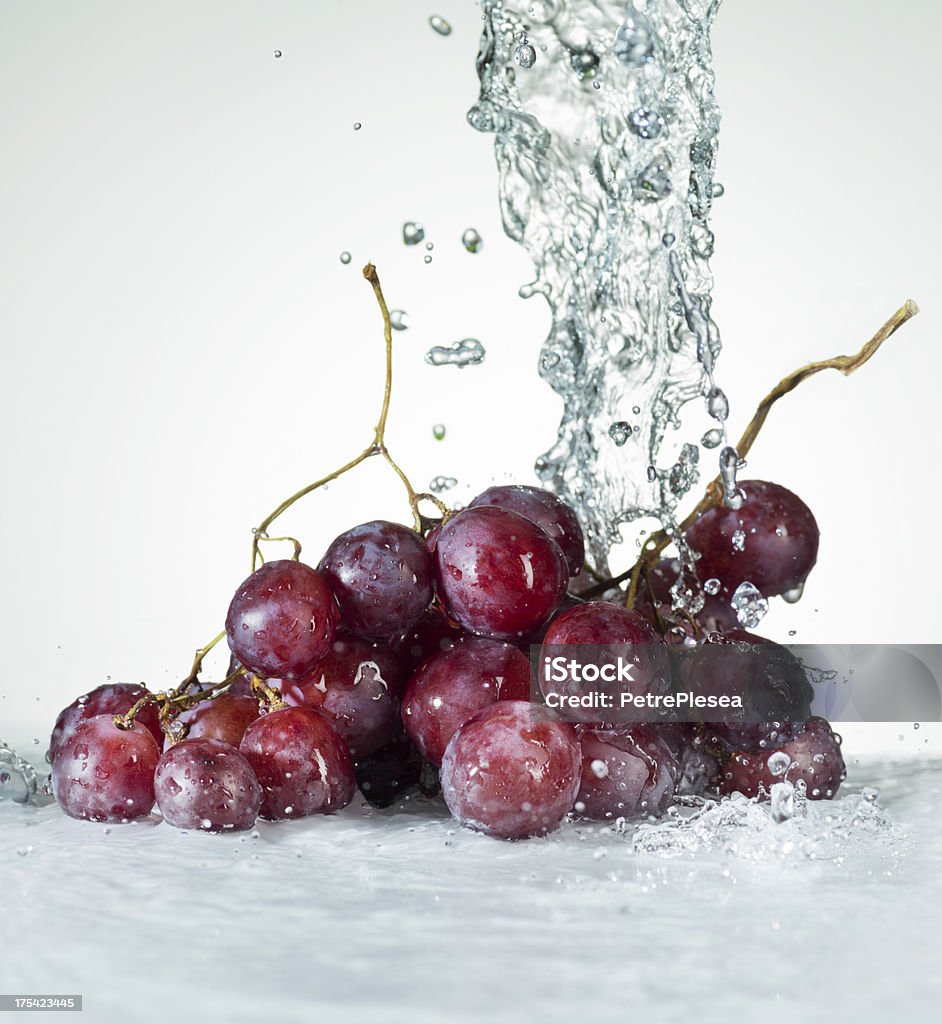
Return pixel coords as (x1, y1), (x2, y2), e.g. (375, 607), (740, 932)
(471, 0), (726, 572)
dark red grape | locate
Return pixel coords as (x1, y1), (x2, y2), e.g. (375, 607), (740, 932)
(52, 714), (160, 822)
(239, 707), (354, 819)
(279, 637), (406, 758)
(718, 717), (845, 800)
(538, 601), (670, 722)
(388, 605), (464, 671)
(469, 484), (585, 576)
(49, 683), (162, 761)
(154, 738), (261, 831)
(168, 694), (261, 750)
(435, 506), (569, 641)
(440, 701), (581, 840)
(225, 559), (339, 680)
(684, 629), (813, 750)
(685, 480), (819, 598)
(401, 637), (531, 766)
(355, 736), (423, 808)
(318, 521), (433, 641)
(634, 558), (739, 634)
(575, 726), (676, 821)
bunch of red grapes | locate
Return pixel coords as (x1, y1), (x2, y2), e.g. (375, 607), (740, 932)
(47, 480), (845, 840)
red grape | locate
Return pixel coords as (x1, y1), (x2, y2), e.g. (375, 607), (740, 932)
(634, 558), (739, 634)
(168, 693), (261, 750)
(388, 605), (464, 671)
(538, 601), (670, 722)
(49, 683), (162, 761)
(154, 738), (261, 831)
(685, 480), (819, 598)
(225, 559), (339, 680)
(318, 521), (433, 641)
(52, 714), (160, 822)
(469, 484), (585, 576)
(279, 636), (406, 758)
(440, 701), (581, 840)
(575, 726), (676, 821)
(435, 506), (569, 641)
(401, 637), (532, 765)
(239, 707), (355, 819)
(718, 717), (845, 800)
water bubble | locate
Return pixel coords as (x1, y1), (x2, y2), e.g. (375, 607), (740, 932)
(767, 751), (791, 777)
(429, 15), (452, 36)
(613, 3), (655, 66)
(608, 421), (632, 446)
(432, 424), (446, 441)
(704, 577), (720, 596)
(429, 476), (457, 493)
(514, 41), (537, 68)
(273, 49), (282, 59)
(389, 309), (410, 331)
(731, 529), (745, 552)
(403, 221), (425, 246)
(662, 232), (675, 247)
(425, 338), (486, 368)
(731, 582), (769, 629)
(628, 107), (665, 140)
(353, 122), (362, 131)
(461, 228), (483, 253)
(646, 465), (657, 483)
(701, 428), (723, 449)
(339, 251), (352, 265)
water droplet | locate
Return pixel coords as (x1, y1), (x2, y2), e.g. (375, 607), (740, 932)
(628, 107), (665, 140)
(424, 254), (433, 264)
(767, 751), (791, 777)
(914, 722), (921, 730)
(661, 232), (675, 247)
(646, 465), (657, 483)
(514, 41), (537, 68)
(781, 582), (805, 604)
(339, 251), (352, 265)
(425, 338), (486, 368)
(426, 241), (434, 251)
(704, 577), (720, 596)
(730, 582), (769, 629)
(273, 49), (282, 59)
(429, 15), (452, 36)
(592, 80), (602, 90)
(390, 309), (410, 331)
(608, 421), (631, 446)
(461, 228), (483, 253)
(590, 759), (609, 780)
(701, 428), (723, 449)
(613, 4), (655, 66)
(429, 475), (457, 493)
(353, 122), (362, 131)
(712, 182), (725, 198)
(731, 529), (745, 552)
(570, 47), (600, 79)
(432, 424), (446, 441)
(403, 221), (425, 246)
(708, 387), (729, 422)
(634, 159), (672, 201)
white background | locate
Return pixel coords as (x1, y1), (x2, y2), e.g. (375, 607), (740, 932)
(1, 0), (939, 744)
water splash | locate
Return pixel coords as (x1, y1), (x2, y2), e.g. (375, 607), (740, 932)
(471, 0), (724, 571)
(0, 740), (52, 806)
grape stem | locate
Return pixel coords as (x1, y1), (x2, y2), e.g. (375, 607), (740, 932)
(249, 263), (446, 571)
(579, 298), (920, 603)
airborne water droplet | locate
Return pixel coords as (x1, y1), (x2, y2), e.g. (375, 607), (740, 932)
(429, 15), (452, 36)
(432, 424), (446, 441)
(730, 582), (769, 629)
(701, 428), (723, 449)
(339, 252), (352, 265)
(461, 228), (483, 253)
(514, 41), (537, 68)
(402, 221), (425, 246)
(608, 421), (631, 446)
(613, 3), (655, 66)
(390, 309), (409, 331)
(425, 338), (486, 368)
(429, 476), (457, 493)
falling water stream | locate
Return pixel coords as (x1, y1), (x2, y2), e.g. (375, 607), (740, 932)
(470, 0), (731, 574)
